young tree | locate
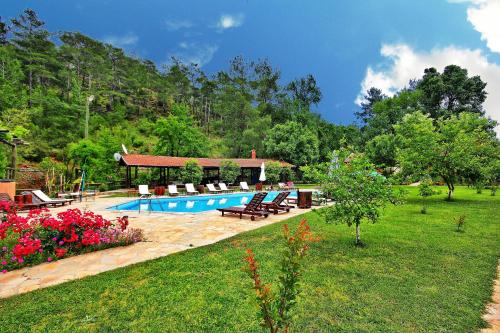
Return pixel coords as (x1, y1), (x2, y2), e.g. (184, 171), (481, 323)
(418, 176), (438, 214)
(219, 160), (240, 184)
(180, 159), (203, 185)
(319, 148), (404, 246)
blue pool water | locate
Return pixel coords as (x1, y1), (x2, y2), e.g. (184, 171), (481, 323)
(108, 191), (297, 213)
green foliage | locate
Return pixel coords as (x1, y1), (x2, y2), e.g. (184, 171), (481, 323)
(265, 161), (282, 184)
(180, 159), (203, 185)
(219, 160), (240, 184)
(395, 112), (498, 200)
(299, 163), (329, 184)
(418, 177), (438, 214)
(319, 148), (405, 245)
(365, 134), (396, 168)
(0, 146), (8, 178)
(264, 121), (319, 167)
(154, 104), (210, 157)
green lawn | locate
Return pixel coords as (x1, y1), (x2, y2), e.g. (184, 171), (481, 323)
(0, 187), (498, 332)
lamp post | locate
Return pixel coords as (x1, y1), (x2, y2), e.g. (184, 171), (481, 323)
(84, 95), (94, 139)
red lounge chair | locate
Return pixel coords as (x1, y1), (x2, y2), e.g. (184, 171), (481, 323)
(260, 191), (294, 214)
(217, 192), (270, 221)
(0, 193), (48, 211)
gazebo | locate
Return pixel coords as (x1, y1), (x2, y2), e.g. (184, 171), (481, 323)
(118, 153), (293, 187)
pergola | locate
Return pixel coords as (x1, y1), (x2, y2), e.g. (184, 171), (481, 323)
(118, 154), (293, 188)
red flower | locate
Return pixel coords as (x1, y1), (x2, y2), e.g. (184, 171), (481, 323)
(54, 248), (68, 258)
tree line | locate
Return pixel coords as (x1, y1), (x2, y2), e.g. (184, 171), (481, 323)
(0, 9), (497, 191)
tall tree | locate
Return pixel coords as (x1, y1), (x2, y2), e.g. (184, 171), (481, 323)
(10, 9), (57, 106)
(286, 74), (322, 109)
(355, 87), (387, 124)
(418, 65), (487, 118)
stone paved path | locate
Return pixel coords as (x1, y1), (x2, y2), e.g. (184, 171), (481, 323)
(481, 262), (500, 332)
(0, 195), (311, 299)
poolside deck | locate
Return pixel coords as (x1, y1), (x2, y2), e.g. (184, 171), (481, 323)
(0, 194), (312, 299)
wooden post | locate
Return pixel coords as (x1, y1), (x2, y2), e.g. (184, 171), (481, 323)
(167, 167), (170, 185)
(12, 144), (16, 179)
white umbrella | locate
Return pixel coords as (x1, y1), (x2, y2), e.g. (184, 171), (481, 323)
(259, 162), (266, 182)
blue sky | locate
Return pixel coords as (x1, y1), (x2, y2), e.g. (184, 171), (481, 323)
(3, 0), (500, 125)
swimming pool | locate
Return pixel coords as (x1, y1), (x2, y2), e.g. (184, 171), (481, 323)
(108, 191), (297, 213)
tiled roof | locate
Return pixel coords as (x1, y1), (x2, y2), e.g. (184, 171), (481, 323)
(120, 154), (293, 168)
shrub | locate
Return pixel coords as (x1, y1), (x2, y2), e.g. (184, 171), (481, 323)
(418, 177), (438, 214)
(491, 185), (497, 196)
(220, 160), (240, 184)
(0, 204), (143, 273)
(265, 161), (282, 185)
(180, 159), (203, 185)
(244, 220), (317, 333)
(475, 181), (484, 194)
(455, 215), (466, 232)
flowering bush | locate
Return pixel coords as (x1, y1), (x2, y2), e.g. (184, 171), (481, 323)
(244, 219), (318, 333)
(0, 202), (144, 273)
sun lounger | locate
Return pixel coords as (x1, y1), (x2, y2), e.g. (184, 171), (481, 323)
(217, 192), (270, 221)
(138, 185), (152, 198)
(218, 183), (233, 193)
(185, 183), (199, 195)
(278, 182), (289, 191)
(32, 190), (73, 206)
(168, 185), (179, 196)
(207, 183), (222, 194)
(260, 191), (293, 214)
(240, 181), (250, 192)
(0, 193), (48, 211)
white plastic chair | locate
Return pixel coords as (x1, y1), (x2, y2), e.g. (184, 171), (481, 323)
(240, 181), (250, 192)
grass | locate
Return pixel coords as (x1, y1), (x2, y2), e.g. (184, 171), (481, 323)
(0, 186), (498, 332)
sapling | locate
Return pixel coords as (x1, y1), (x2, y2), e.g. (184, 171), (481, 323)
(244, 220), (317, 333)
(455, 215), (466, 232)
(418, 177), (438, 214)
(319, 148), (405, 246)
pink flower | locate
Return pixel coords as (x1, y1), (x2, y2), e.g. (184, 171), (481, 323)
(2, 246), (7, 251)
(1, 260), (6, 265)
(38, 248), (43, 253)
(47, 257), (53, 262)
(58, 240), (64, 245)
(18, 258), (24, 263)
(52, 237), (57, 241)
(1, 269), (7, 274)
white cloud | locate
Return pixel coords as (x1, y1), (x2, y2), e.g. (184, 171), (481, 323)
(102, 32), (138, 48)
(448, 0), (500, 53)
(164, 19), (194, 31)
(216, 14), (244, 31)
(466, 0), (500, 53)
(166, 42), (218, 67)
(356, 43), (500, 127)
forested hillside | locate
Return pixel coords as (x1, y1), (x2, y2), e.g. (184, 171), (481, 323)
(0, 9), (497, 188)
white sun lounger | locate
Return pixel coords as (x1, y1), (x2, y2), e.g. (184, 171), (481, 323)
(185, 183), (199, 195)
(32, 190), (74, 206)
(168, 185), (179, 196)
(240, 181), (250, 192)
(219, 183), (233, 193)
(207, 183), (222, 194)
